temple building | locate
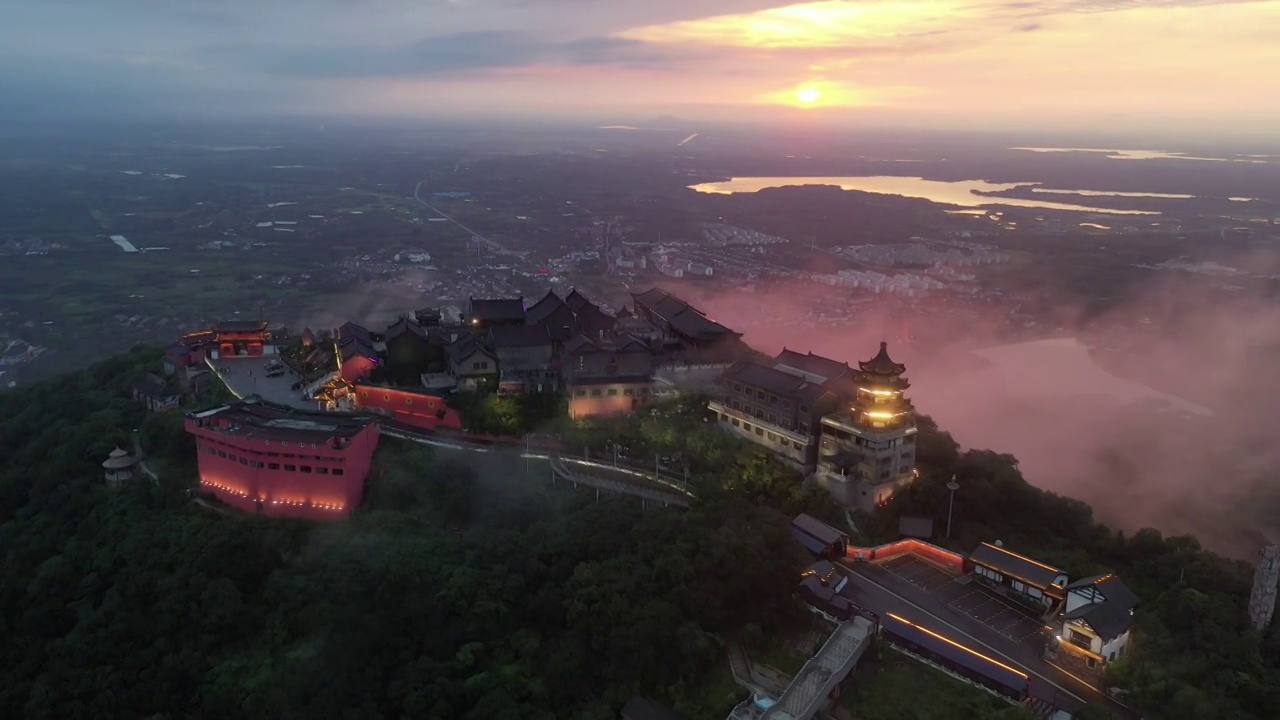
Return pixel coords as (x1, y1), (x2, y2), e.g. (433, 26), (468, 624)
(709, 349), (854, 469)
(564, 333), (654, 418)
(630, 287), (743, 360)
(525, 288), (616, 342)
(185, 397), (379, 520)
(814, 342), (919, 510)
(445, 334), (497, 390)
(488, 324), (555, 393)
(212, 320), (270, 357)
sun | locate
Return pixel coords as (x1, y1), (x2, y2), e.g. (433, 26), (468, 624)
(795, 84), (822, 105)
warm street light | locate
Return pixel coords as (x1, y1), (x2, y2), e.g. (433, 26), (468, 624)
(946, 475), (960, 540)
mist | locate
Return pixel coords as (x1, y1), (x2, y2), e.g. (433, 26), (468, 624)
(689, 257), (1280, 559)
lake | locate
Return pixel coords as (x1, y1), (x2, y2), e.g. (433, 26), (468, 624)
(687, 176), (1161, 215)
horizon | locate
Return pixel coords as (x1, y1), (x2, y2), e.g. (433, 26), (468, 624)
(2, 1), (1278, 139)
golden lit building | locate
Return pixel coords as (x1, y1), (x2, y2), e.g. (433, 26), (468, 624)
(815, 342), (918, 510)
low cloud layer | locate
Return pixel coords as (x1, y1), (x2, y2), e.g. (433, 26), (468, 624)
(691, 252), (1280, 557)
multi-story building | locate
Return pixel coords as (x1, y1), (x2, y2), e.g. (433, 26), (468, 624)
(488, 325), (556, 392)
(563, 333), (654, 418)
(185, 398), (379, 520)
(445, 334), (497, 390)
(815, 342), (919, 509)
(1057, 574), (1139, 666)
(709, 349), (854, 468)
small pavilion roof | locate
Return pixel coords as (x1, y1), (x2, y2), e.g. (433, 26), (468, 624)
(859, 341), (906, 376)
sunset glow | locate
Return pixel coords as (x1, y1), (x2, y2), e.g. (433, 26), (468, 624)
(2, 0), (1278, 132)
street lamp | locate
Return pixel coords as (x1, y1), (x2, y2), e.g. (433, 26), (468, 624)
(946, 475), (960, 540)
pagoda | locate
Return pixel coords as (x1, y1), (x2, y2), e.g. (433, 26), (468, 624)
(814, 342), (919, 510)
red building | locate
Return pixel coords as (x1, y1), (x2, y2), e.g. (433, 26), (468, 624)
(214, 320), (270, 357)
(186, 398), (379, 520)
(352, 385), (463, 430)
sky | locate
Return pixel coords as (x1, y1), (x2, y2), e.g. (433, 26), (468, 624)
(1, 0), (1277, 134)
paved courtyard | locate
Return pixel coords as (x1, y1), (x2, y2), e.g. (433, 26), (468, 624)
(879, 554), (960, 593)
(877, 553), (1048, 646)
(949, 586), (1048, 644)
(209, 354), (316, 409)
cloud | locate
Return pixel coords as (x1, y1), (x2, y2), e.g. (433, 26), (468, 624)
(200, 33), (708, 78)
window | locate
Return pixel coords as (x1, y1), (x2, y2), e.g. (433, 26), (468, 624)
(624, 388), (634, 397)
(317, 467), (329, 474)
(756, 390), (765, 400)
(284, 464), (297, 472)
(767, 432), (777, 442)
(754, 427), (764, 437)
(333, 469), (345, 476)
(733, 382), (741, 392)
(607, 388), (618, 396)
(217, 450), (227, 458)
(268, 463), (280, 470)
(782, 400), (792, 409)
(880, 470), (890, 479)
(383, 394), (391, 401)
(780, 439), (790, 448)
(800, 404), (810, 413)
(574, 389), (586, 397)
(239, 457), (248, 465)
(251, 460), (264, 468)
(767, 413), (777, 423)
(590, 388), (602, 397)
(300, 466), (313, 473)
(731, 418), (740, 427)
(405, 398), (413, 405)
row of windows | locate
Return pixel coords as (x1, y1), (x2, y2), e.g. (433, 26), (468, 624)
(727, 383), (803, 412)
(723, 414), (797, 450)
(203, 446), (345, 474)
(572, 386), (651, 398)
(358, 391), (439, 408)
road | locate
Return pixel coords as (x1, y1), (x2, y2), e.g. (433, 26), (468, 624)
(837, 560), (1140, 719)
(413, 181), (508, 254)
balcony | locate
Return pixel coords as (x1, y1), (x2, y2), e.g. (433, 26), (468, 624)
(709, 401), (812, 446)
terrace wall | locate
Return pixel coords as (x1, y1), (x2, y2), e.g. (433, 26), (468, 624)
(846, 538), (965, 574)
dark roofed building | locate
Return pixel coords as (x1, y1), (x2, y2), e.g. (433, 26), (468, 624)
(338, 322), (372, 347)
(467, 297), (526, 328)
(564, 332), (655, 419)
(630, 287), (742, 355)
(527, 287), (617, 341)
(133, 373), (181, 412)
(445, 334), (497, 390)
(525, 290), (567, 325)
(488, 325), (555, 392)
(774, 348), (855, 383)
(1057, 573), (1139, 666)
(969, 542), (1068, 608)
(709, 358), (850, 469)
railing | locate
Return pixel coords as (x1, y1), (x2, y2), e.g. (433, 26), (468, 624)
(761, 617), (873, 720)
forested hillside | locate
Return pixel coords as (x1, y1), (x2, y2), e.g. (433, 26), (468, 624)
(3, 350), (1280, 719)
(0, 349), (811, 719)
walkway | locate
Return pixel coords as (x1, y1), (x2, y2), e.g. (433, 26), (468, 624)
(380, 423), (694, 509)
(761, 617), (873, 720)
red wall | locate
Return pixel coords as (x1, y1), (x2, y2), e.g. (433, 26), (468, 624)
(187, 418), (379, 520)
(340, 355), (377, 382)
(354, 386), (462, 429)
(846, 538), (965, 573)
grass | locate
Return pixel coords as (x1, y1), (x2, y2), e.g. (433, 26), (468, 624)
(842, 647), (1033, 720)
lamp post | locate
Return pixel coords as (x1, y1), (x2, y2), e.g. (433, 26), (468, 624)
(946, 475), (960, 540)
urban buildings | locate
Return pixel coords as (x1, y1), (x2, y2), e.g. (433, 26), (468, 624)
(185, 398), (379, 520)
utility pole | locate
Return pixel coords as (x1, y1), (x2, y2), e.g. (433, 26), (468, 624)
(525, 433), (530, 476)
(946, 475), (960, 540)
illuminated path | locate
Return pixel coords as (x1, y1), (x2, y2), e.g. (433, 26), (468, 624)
(379, 423), (694, 508)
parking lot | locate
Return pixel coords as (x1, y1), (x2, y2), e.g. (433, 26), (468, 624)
(210, 354), (314, 409)
(948, 586), (1047, 644)
(879, 554), (961, 593)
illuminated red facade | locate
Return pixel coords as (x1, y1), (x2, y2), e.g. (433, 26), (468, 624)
(186, 399), (379, 520)
(352, 385), (463, 430)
